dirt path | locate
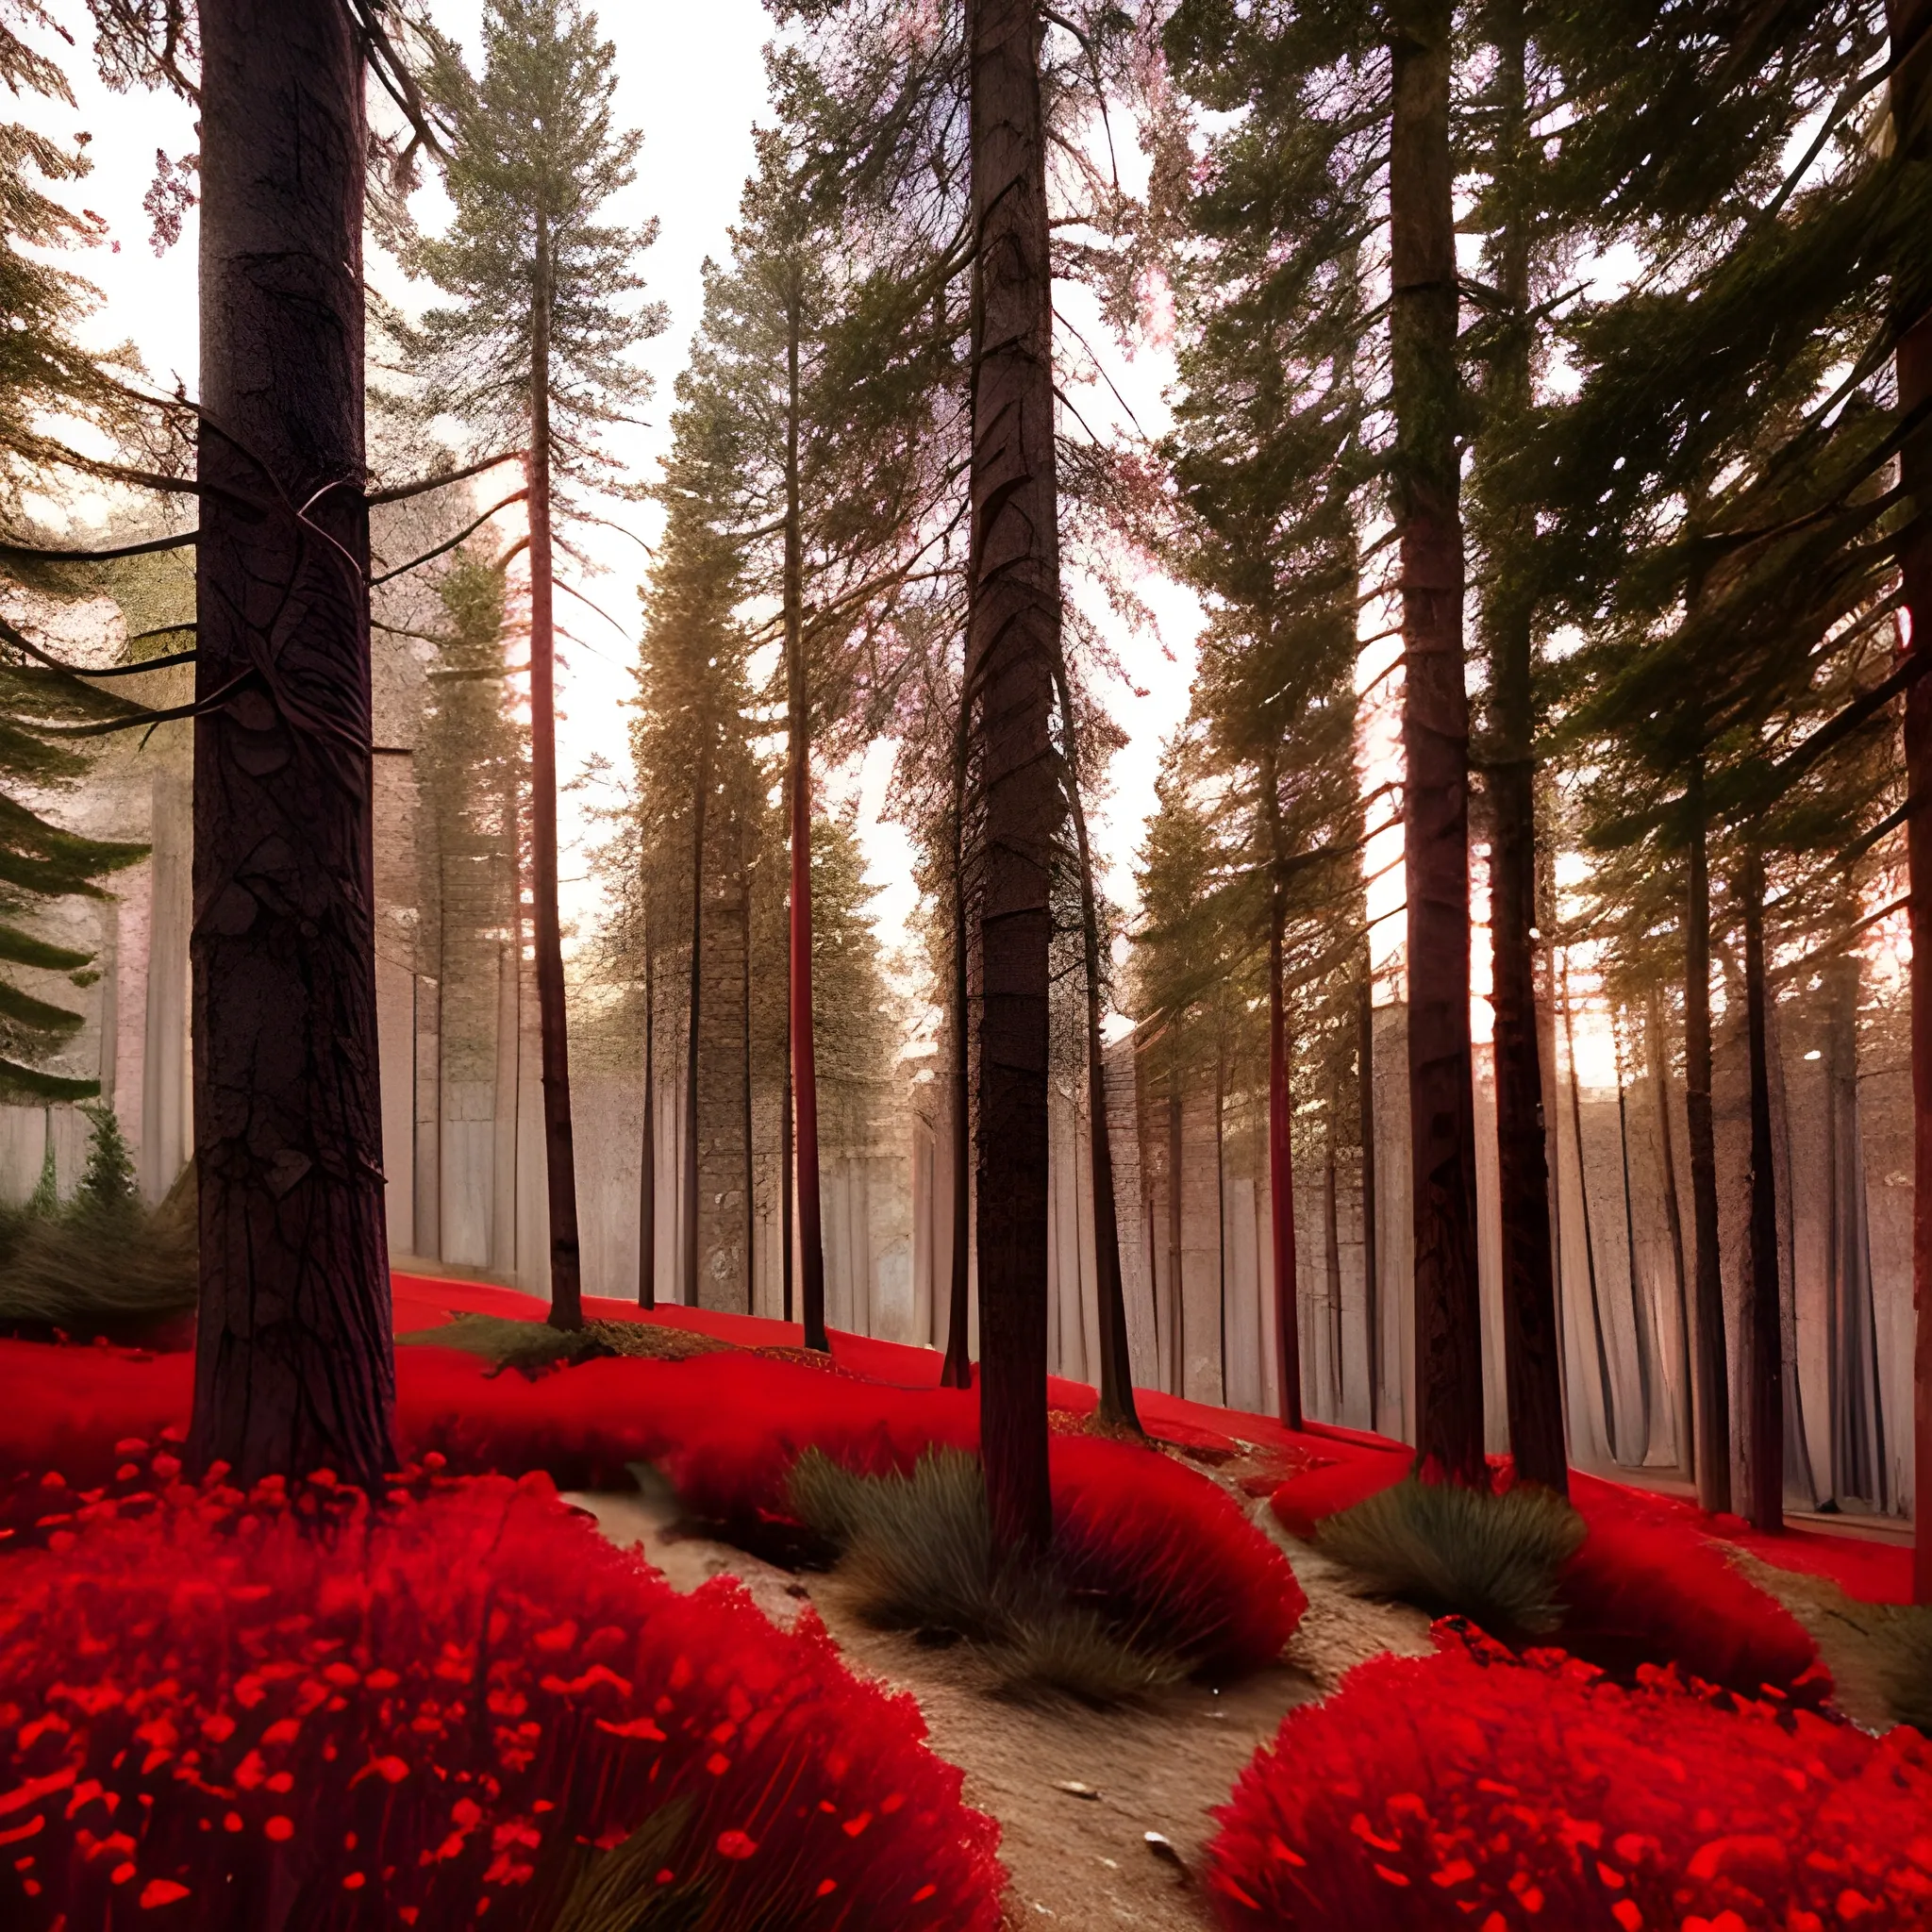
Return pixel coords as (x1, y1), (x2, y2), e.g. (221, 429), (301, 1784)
(566, 1485), (1427, 1931)
(1728, 1545), (1908, 1732)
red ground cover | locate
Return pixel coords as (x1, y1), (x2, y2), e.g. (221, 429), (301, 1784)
(1207, 1628), (1932, 1932)
(406, 1347), (1305, 1675)
(0, 1446), (1002, 1930)
(1048, 1434), (1307, 1675)
(0, 1337), (1303, 1676)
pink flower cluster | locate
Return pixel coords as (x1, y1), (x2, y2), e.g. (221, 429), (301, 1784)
(0, 1442), (1004, 1929)
(1208, 1628), (1932, 1932)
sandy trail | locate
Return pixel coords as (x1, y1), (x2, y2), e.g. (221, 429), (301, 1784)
(567, 1484), (1428, 1931)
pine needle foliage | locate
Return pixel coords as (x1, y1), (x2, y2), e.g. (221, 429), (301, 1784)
(1315, 1476), (1587, 1638)
(789, 1448), (1189, 1704)
(0, 1), (144, 499)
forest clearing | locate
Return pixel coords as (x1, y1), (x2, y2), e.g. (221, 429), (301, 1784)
(0, 0), (1930, 1927)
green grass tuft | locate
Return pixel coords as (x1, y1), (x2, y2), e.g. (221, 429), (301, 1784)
(787, 1447), (1188, 1705)
(1315, 1475), (1587, 1637)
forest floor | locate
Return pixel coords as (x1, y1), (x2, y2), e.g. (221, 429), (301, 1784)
(569, 1473), (1434, 1932)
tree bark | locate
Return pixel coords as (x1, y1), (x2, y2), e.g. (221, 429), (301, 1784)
(1683, 758), (1733, 1512)
(1054, 664), (1140, 1430)
(639, 918), (656, 1306)
(1741, 850), (1783, 1532)
(189, 0), (395, 1490)
(1483, 0), (1567, 1496)
(526, 214), (583, 1331)
(682, 736), (710, 1307)
(1391, 0), (1483, 1483)
(1887, 0), (1932, 1603)
(1261, 741), (1303, 1427)
(965, 0), (1062, 1559)
(785, 282), (830, 1352)
(941, 715), (973, 1388)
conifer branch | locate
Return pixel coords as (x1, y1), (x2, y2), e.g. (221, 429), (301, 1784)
(369, 490), (529, 585)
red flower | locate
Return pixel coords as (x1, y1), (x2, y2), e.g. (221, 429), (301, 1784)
(0, 1453), (1003, 1930)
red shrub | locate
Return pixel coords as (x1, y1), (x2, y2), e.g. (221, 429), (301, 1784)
(0, 1449), (1003, 1930)
(1559, 1501), (1825, 1702)
(1049, 1434), (1305, 1676)
(0, 1342), (1299, 1679)
(1208, 1629), (1932, 1932)
(1268, 1450), (1407, 1539)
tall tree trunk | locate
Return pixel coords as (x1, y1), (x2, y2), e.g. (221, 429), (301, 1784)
(1391, 0), (1482, 1483)
(1324, 1080), (1343, 1413)
(1613, 1028), (1657, 1460)
(639, 919), (656, 1306)
(781, 1027), (793, 1322)
(526, 215), (583, 1331)
(1563, 952), (1619, 1459)
(190, 0), (394, 1488)
(1888, 0), (1932, 1603)
(1054, 664), (1140, 1430)
(1214, 1024), (1228, 1404)
(1741, 850), (1783, 1532)
(1357, 959), (1380, 1432)
(965, 0), (1062, 1558)
(1483, 0), (1567, 1497)
(785, 283), (830, 1352)
(941, 721), (973, 1388)
(1166, 1031), (1185, 1394)
(1647, 984), (1694, 1476)
(1261, 741), (1304, 1427)
(682, 737), (710, 1307)
(740, 831), (756, 1313)
(1683, 758), (1733, 1511)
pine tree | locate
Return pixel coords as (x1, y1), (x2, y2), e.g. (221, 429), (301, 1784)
(410, 0), (667, 1330)
(1887, 0), (1932, 1607)
(1521, 2), (1914, 1524)
(962, 0), (1065, 1559)
(75, 1098), (137, 1216)
(656, 86), (962, 1345)
(192, 0), (395, 1488)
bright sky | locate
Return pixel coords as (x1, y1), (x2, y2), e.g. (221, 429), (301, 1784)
(19, 0), (1199, 998)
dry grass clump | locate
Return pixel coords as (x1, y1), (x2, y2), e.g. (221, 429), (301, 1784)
(546, 1802), (711, 1932)
(0, 1122), (195, 1343)
(1315, 1476), (1587, 1638)
(397, 1310), (735, 1374)
(789, 1447), (1188, 1705)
